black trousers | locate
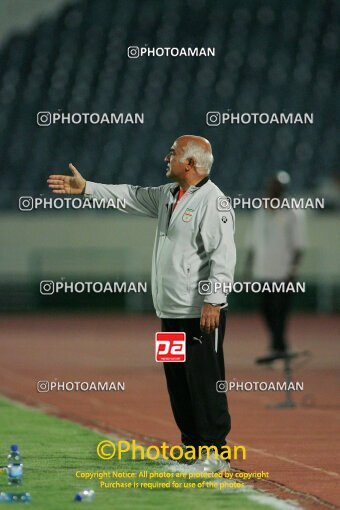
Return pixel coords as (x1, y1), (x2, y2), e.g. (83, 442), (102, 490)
(162, 311), (230, 451)
(261, 287), (291, 353)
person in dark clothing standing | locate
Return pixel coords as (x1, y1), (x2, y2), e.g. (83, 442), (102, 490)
(245, 172), (306, 360)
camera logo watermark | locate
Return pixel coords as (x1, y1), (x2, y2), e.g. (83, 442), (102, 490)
(127, 46), (140, 58)
(216, 380), (304, 392)
(217, 196), (232, 211)
(206, 112), (221, 126)
(127, 46), (215, 58)
(216, 196), (324, 210)
(19, 196), (126, 211)
(198, 281), (306, 295)
(37, 112), (52, 126)
(40, 280), (148, 295)
(198, 281), (213, 295)
(37, 111), (144, 126)
(40, 281), (55, 295)
(18, 196), (34, 211)
(37, 380), (125, 392)
(155, 332), (186, 362)
(206, 111), (313, 126)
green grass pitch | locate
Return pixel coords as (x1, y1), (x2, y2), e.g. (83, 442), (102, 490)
(0, 398), (287, 509)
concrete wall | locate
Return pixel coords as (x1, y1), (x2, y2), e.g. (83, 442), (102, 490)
(1, 211), (339, 284)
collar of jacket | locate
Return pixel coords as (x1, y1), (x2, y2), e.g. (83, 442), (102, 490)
(170, 175), (210, 196)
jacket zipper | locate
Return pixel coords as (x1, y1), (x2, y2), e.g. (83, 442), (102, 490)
(186, 265), (191, 293)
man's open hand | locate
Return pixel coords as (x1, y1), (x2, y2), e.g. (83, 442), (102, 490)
(47, 163), (86, 195)
(200, 303), (220, 333)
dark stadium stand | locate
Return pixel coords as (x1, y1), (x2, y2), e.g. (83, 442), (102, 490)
(0, 0), (338, 208)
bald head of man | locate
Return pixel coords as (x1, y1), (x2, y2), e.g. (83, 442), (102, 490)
(164, 135), (214, 189)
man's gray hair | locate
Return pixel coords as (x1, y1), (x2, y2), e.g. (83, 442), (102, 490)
(180, 141), (214, 174)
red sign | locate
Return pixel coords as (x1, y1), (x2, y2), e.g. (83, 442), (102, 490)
(155, 332), (186, 362)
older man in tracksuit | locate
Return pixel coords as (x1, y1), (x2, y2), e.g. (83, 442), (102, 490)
(47, 135), (236, 471)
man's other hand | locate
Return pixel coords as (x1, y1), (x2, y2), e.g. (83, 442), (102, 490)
(47, 163), (86, 195)
(200, 303), (220, 333)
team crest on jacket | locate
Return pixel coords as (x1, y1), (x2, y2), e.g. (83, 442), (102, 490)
(182, 208), (194, 222)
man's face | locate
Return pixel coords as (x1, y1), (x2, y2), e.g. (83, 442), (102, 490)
(164, 140), (187, 180)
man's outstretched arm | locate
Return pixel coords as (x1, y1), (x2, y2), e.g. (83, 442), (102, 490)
(47, 163), (162, 218)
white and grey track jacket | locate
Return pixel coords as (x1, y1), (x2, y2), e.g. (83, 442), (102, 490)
(84, 176), (236, 319)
